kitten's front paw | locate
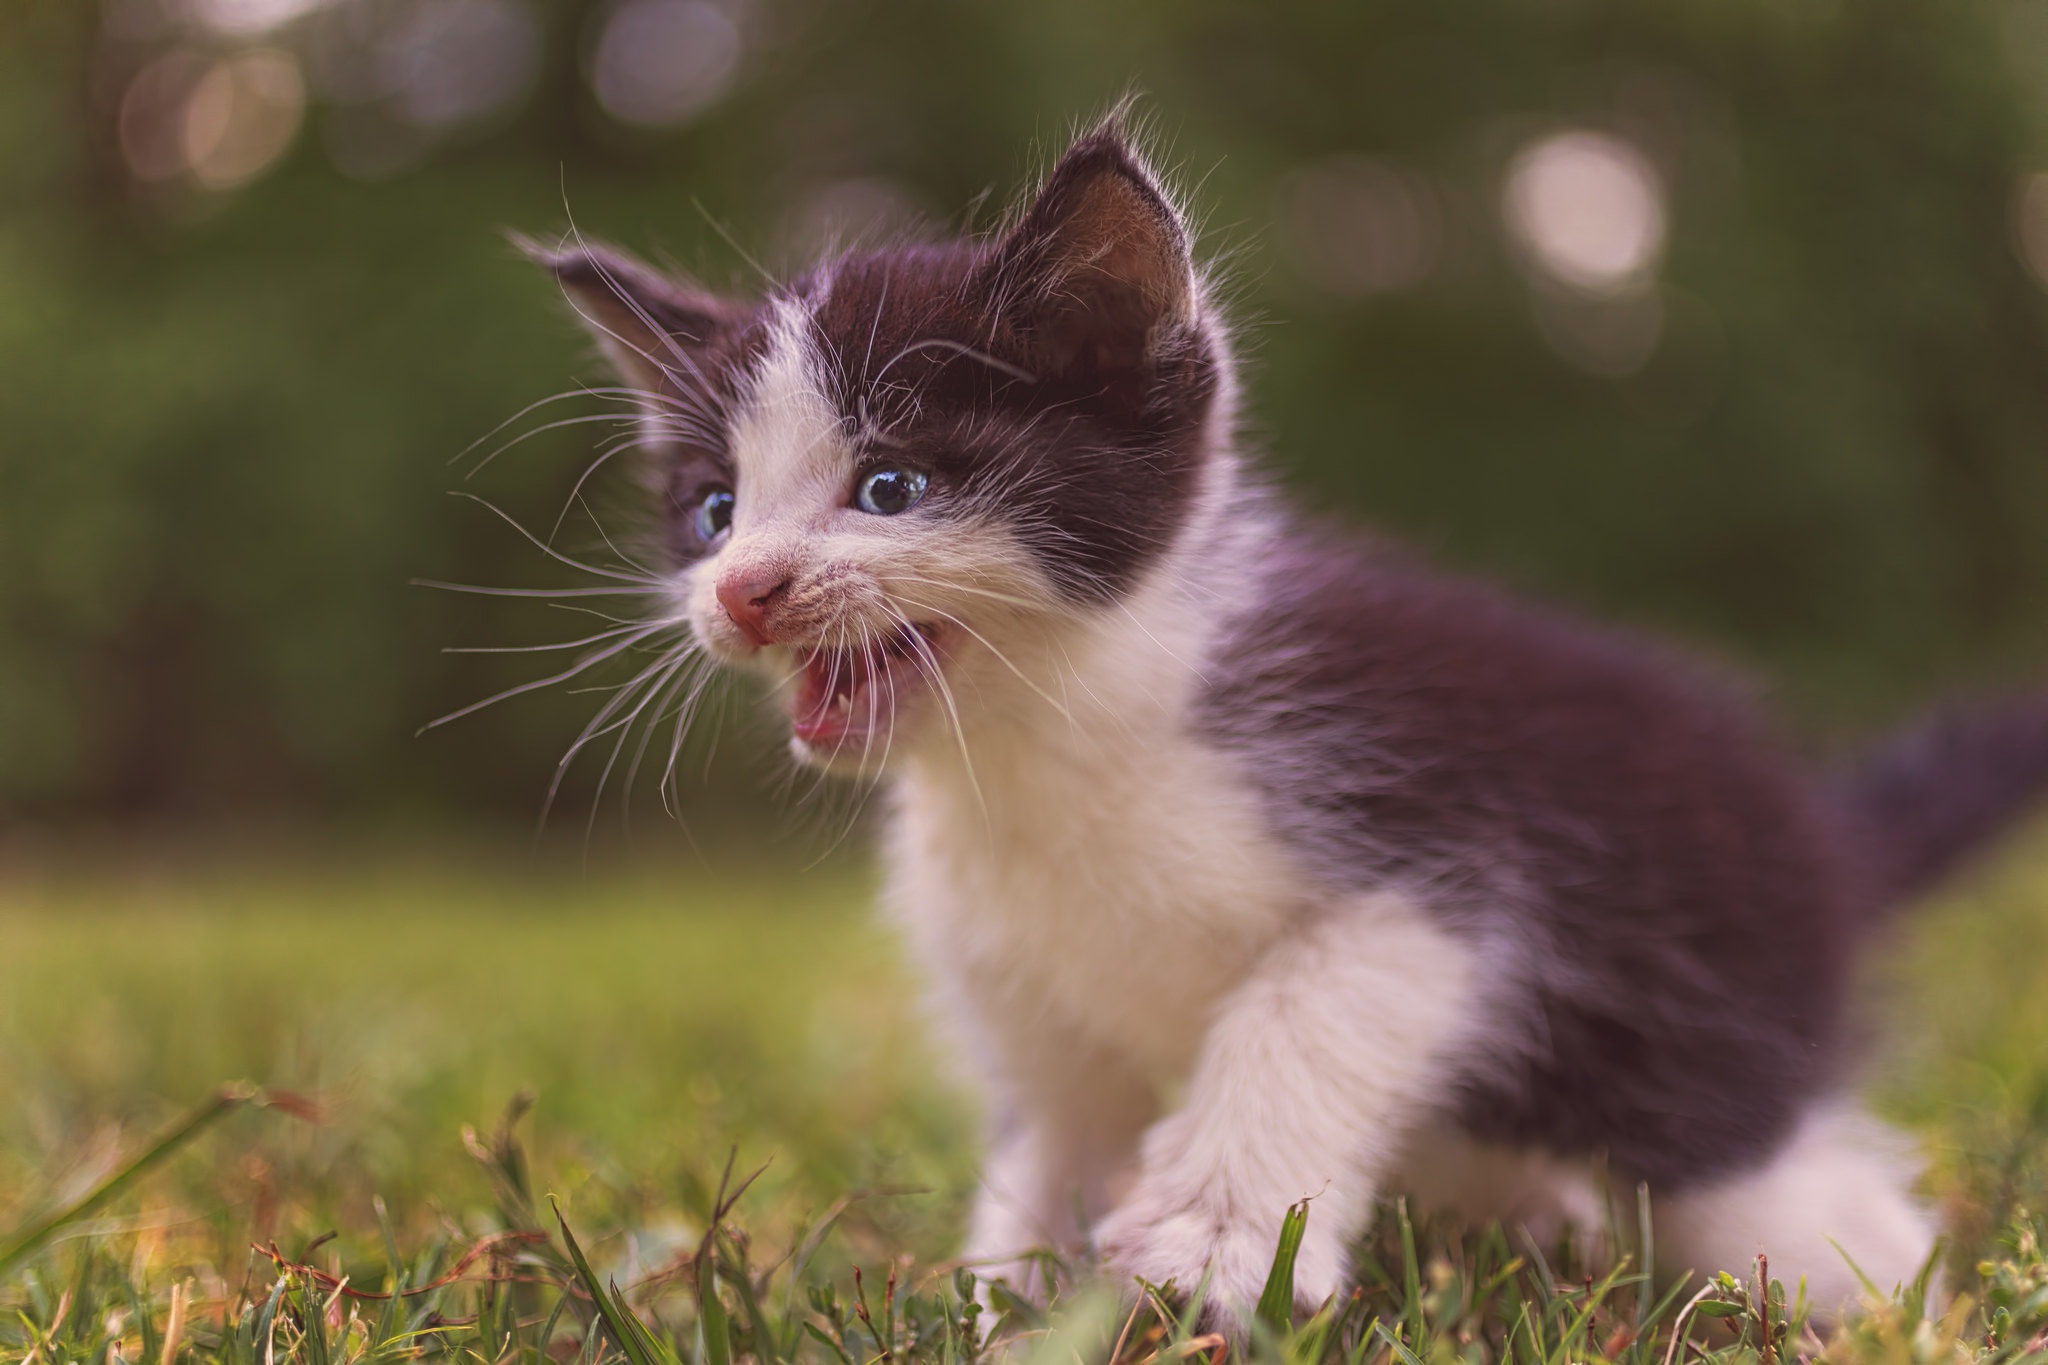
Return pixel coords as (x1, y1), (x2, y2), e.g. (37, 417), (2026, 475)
(1094, 1185), (1346, 1333)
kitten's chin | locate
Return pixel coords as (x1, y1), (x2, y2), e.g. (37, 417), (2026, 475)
(783, 622), (945, 770)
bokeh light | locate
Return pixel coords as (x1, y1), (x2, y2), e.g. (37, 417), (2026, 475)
(779, 177), (928, 261)
(384, 0), (541, 130)
(1277, 156), (1440, 297)
(588, 0), (742, 129)
(2018, 172), (2048, 290)
(118, 45), (306, 189)
(1503, 130), (1666, 294)
(118, 49), (211, 182)
(185, 48), (307, 188)
(186, 0), (333, 37)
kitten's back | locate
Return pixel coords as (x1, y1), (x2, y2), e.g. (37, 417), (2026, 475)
(1196, 520), (1868, 1186)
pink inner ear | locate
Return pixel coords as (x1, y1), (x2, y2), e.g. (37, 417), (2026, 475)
(527, 239), (738, 388)
(990, 134), (1195, 377)
(1053, 171), (1190, 314)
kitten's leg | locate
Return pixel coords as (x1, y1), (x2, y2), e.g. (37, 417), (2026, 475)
(1392, 1124), (1609, 1262)
(962, 1027), (1156, 1299)
(1654, 1103), (1937, 1318)
(1094, 894), (1482, 1327)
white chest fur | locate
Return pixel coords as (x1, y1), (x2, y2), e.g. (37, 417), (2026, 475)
(880, 558), (1311, 1084)
(885, 726), (1304, 1080)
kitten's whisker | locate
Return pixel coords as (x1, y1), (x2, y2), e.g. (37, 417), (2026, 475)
(463, 408), (644, 480)
(871, 336), (1037, 388)
(442, 622), (648, 654)
(454, 387), (604, 465)
(1113, 599), (1208, 683)
(885, 573), (1043, 612)
(888, 594), (1071, 723)
(541, 642), (696, 829)
(414, 580), (655, 599)
(690, 197), (781, 294)
(564, 488), (662, 578)
(847, 621), (906, 841)
(549, 437), (647, 546)
(546, 602), (654, 627)
(609, 651), (702, 834)
(882, 603), (984, 819)
(453, 382), (711, 475)
(1053, 636), (1138, 745)
(461, 382), (712, 457)
(859, 276), (891, 384)
(418, 622), (669, 733)
(578, 655), (687, 850)
(448, 491), (661, 585)
(812, 617), (885, 862)
(660, 666), (723, 819)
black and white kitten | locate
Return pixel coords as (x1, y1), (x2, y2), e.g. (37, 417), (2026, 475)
(527, 125), (2048, 1323)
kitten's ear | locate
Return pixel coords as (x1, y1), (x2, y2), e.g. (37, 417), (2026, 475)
(522, 238), (734, 391)
(988, 130), (1197, 381)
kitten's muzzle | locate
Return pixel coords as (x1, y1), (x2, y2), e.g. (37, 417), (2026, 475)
(716, 570), (791, 647)
(791, 622), (945, 750)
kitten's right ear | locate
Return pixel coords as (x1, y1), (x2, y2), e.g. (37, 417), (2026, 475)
(520, 238), (733, 392)
(984, 129), (1197, 383)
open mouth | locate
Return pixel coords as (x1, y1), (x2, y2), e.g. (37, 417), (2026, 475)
(790, 623), (942, 748)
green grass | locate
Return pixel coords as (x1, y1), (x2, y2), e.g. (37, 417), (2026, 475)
(2, 827), (2048, 1365)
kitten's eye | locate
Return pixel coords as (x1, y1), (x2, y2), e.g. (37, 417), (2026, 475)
(855, 466), (929, 516)
(696, 489), (735, 541)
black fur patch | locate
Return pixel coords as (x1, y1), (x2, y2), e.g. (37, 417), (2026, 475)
(798, 234), (1217, 601)
(1194, 526), (1870, 1189)
(794, 134), (1219, 602)
(1833, 694), (2048, 903)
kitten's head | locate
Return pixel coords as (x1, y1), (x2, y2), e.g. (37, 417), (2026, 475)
(532, 127), (1232, 772)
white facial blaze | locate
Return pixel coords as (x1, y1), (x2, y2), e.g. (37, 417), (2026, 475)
(681, 295), (857, 656)
(727, 296), (853, 532)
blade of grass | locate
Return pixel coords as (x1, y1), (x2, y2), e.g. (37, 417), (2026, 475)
(1257, 1200), (1311, 1334)
(697, 1243), (733, 1365)
(1397, 1198), (1425, 1344)
(551, 1197), (670, 1365)
(1373, 1317), (1428, 1365)
(0, 1084), (315, 1282)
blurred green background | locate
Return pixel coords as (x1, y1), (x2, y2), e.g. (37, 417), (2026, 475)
(5, 0), (2048, 832)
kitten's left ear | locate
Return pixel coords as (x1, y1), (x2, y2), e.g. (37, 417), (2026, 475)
(521, 238), (736, 393)
(986, 130), (1197, 382)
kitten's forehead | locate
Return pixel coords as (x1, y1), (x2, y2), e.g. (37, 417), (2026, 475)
(722, 244), (996, 518)
(804, 244), (1000, 425)
(725, 293), (853, 524)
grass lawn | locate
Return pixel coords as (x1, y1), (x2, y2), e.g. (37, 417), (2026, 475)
(2, 826), (2047, 1365)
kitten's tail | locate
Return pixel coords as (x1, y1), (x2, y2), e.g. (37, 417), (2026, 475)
(1833, 691), (2048, 908)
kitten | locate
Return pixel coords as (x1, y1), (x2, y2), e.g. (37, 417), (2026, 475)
(525, 122), (2048, 1326)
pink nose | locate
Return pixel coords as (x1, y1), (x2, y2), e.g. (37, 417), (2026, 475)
(716, 571), (789, 646)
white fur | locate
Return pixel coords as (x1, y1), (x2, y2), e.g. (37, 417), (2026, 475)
(727, 298), (850, 527)
(1655, 1104), (1938, 1314)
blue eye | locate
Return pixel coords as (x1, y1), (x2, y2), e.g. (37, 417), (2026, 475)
(696, 489), (735, 541)
(855, 466), (929, 516)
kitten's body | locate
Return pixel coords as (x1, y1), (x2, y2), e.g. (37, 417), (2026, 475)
(527, 124), (2048, 1325)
